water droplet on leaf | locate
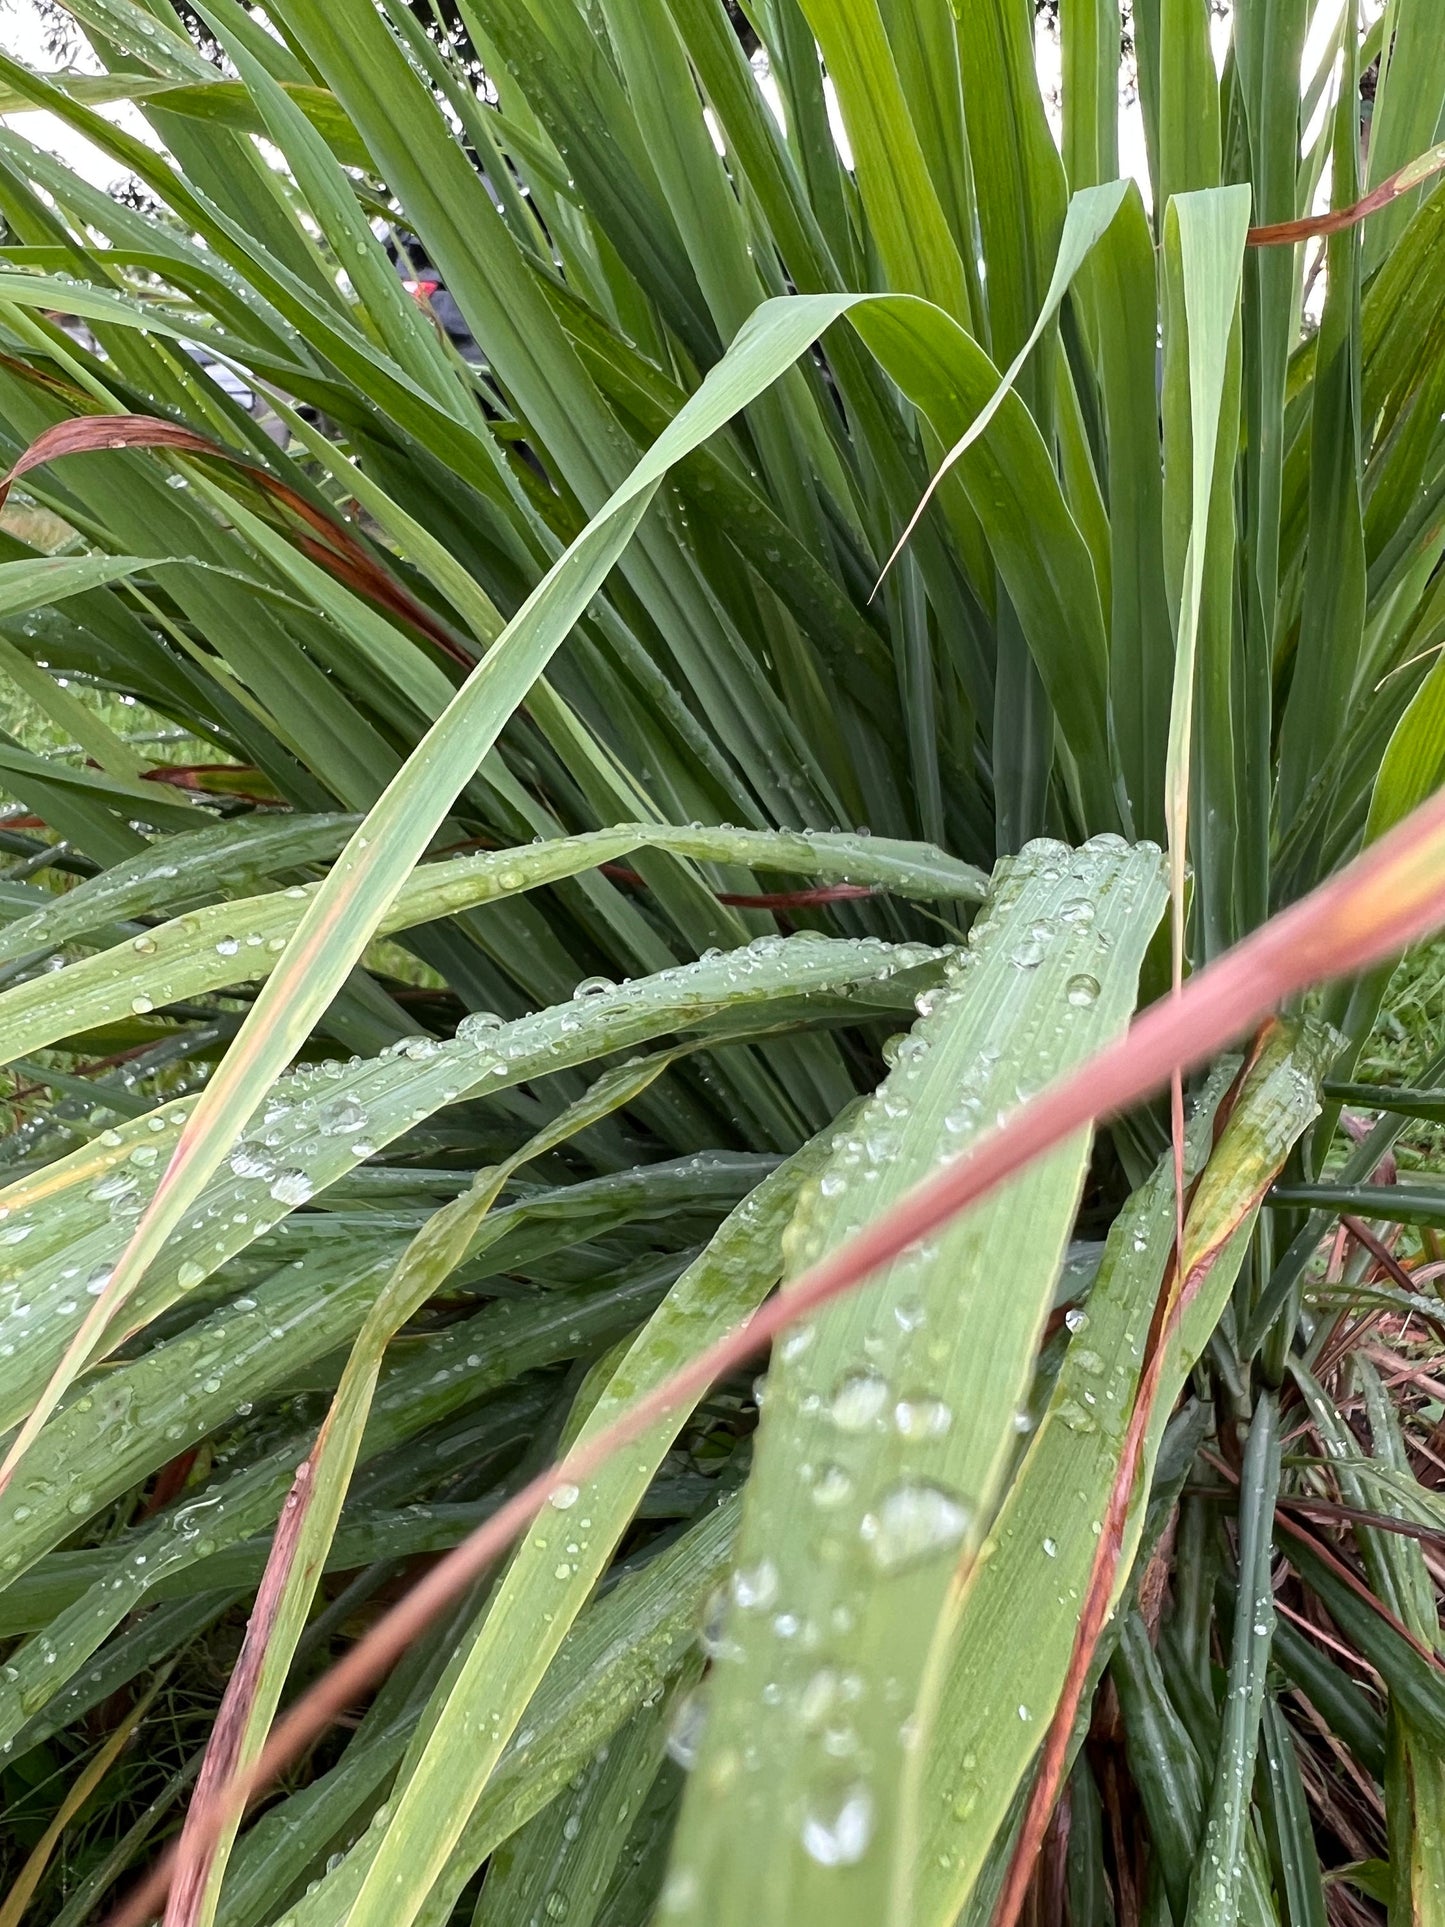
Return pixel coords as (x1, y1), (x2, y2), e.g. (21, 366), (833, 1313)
(859, 1480), (970, 1573)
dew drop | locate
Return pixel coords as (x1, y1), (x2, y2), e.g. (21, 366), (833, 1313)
(665, 1690), (707, 1770)
(810, 1462), (854, 1509)
(800, 1784), (874, 1867)
(229, 1145), (273, 1180)
(698, 1583), (733, 1659)
(660, 1869), (699, 1916)
(269, 1169), (314, 1207)
(859, 1480), (970, 1573)
(572, 975), (615, 999)
(893, 1395), (953, 1440)
(829, 1368), (888, 1432)
(731, 1559), (779, 1610)
(320, 1095), (365, 1137)
(778, 1323), (814, 1364)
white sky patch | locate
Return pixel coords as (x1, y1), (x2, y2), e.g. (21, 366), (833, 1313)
(0, 0), (156, 191)
(1033, 10), (1151, 207)
(1303, 0), (1347, 88)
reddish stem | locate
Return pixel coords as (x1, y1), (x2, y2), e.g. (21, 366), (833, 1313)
(1248, 143), (1445, 248)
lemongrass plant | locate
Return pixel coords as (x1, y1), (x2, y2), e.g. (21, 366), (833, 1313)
(0, 0), (1441, 1922)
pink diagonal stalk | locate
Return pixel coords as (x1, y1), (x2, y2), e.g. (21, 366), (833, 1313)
(161, 1464), (317, 1927)
(108, 785), (1445, 1927)
(1247, 138), (1445, 247)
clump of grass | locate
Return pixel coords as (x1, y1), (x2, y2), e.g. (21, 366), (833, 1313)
(0, 1), (1440, 1922)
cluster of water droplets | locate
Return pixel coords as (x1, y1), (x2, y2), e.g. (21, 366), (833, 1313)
(137, 940), (935, 1333)
(665, 838), (1172, 1889)
(0, 928), (968, 1862)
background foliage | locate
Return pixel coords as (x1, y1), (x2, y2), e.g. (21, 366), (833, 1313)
(0, 0), (1439, 1921)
